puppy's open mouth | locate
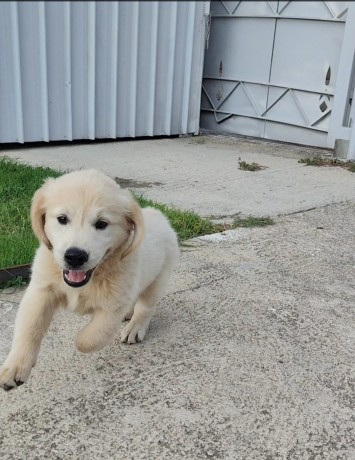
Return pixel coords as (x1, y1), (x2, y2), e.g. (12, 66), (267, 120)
(63, 269), (93, 288)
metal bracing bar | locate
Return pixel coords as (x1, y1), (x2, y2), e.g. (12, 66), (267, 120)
(277, 2), (291, 15)
(203, 76), (335, 96)
(289, 89), (311, 127)
(201, 107), (328, 133)
(215, 82), (240, 111)
(211, 15), (347, 23)
(261, 89), (289, 116)
(240, 82), (260, 116)
(231, 2), (242, 15)
(324, 2), (337, 19)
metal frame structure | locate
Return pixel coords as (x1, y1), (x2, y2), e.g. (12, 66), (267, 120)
(201, 1), (355, 158)
(327, 2), (355, 159)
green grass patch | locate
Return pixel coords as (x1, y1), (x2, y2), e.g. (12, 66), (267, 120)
(238, 160), (267, 171)
(0, 157), (276, 281)
(136, 197), (221, 241)
(233, 216), (275, 228)
(189, 136), (206, 145)
(299, 157), (355, 172)
(0, 157), (62, 268)
(0, 157), (221, 270)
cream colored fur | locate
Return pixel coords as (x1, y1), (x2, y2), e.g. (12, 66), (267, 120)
(0, 169), (179, 391)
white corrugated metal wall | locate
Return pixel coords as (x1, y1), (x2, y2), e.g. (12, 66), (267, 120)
(0, 1), (208, 143)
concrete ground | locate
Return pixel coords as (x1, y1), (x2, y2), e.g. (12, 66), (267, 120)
(1, 135), (355, 459)
(2, 134), (355, 219)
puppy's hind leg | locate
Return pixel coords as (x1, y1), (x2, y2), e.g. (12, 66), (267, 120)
(75, 309), (121, 353)
(120, 271), (172, 345)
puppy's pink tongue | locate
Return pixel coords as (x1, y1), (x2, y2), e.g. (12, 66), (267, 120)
(67, 270), (86, 283)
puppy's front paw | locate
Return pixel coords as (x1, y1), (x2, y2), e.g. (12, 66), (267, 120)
(120, 318), (149, 344)
(0, 356), (33, 391)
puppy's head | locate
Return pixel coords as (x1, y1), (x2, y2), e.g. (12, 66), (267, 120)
(31, 169), (144, 288)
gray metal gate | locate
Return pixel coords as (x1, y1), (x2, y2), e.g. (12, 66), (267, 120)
(201, 1), (349, 148)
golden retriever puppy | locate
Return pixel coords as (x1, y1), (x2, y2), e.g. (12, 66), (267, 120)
(0, 169), (179, 391)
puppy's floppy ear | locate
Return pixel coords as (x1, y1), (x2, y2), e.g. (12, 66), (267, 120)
(30, 178), (54, 250)
(121, 197), (144, 259)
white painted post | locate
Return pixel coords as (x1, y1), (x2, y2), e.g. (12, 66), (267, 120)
(327, 2), (355, 158)
(348, 81), (355, 159)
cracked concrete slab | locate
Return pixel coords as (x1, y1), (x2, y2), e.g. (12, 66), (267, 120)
(1, 202), (355, 459)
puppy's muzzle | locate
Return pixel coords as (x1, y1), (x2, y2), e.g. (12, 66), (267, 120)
(63, 247), (92, 288)
(64, 247), (89, 268)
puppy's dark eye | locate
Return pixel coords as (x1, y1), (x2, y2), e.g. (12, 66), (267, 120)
(57, 215), (68, 225)
(95, 220), (108, 230)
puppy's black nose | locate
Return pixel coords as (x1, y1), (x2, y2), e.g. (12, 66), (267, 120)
(64, 247), (89, 268)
